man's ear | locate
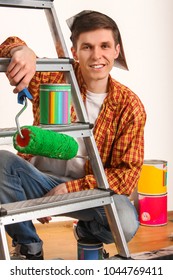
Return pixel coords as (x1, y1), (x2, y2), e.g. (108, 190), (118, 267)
(114, 43), (120, 59)
(71, 47), (78, 61)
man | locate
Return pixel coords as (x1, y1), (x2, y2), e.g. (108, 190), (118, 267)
(0, 11), (146, 259)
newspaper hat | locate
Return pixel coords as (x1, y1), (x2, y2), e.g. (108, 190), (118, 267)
(66, 10), (128, 70)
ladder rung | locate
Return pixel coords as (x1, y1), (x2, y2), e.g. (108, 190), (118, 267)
(0, 189), (113, 225)
(0, 58), (74, 72)
(0, 123), (93, 138)
(2, 189), (111, 214)
(0, 0), (53, 9)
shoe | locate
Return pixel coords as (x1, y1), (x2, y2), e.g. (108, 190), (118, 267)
(102, 249), (109, 259)
(73, 220), (99, 243)
(73, 220), (80, 241)
(10, 244), (44, 260)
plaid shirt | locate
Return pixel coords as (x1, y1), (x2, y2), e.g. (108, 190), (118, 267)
(0, 37), (146, 195)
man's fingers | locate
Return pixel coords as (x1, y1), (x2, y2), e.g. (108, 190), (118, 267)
(6, 45), (36, 93)
(37, 216), (52, 224)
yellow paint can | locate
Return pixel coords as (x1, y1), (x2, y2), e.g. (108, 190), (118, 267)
(138, 160), (167, 195)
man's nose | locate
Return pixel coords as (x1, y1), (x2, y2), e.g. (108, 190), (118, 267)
(92, 47), (102, 59)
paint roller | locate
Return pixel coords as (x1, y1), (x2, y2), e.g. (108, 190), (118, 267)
(13, 88), (78, 160)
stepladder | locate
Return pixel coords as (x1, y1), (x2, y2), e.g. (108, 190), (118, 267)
(0, 0), (131, 260)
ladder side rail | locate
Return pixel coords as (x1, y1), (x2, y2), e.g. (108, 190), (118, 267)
(45, 3), (69, 58)
(0, 1), (68, 57)
(0, 58), (11, 72)
(45, 5), (90, 123)
(66, 69), (89, 123)
(83, 134), (110, 189)
(0, 224), (10, 259)
(83, 134), (131, 257)
(104, 203), (131, 258)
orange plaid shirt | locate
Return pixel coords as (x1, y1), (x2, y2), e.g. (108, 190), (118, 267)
(0, 37), (146, 195)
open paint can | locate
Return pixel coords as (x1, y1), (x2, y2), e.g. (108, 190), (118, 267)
(139, 194), (167, 226)
(77, 240), (103, 260)
(40, 84), (71, 125)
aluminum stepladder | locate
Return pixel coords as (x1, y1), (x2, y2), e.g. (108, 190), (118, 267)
(0, 0), (131, 260)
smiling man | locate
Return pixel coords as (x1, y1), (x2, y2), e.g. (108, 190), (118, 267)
(0, 10), (146, 259)
(71, 28), (120, 92)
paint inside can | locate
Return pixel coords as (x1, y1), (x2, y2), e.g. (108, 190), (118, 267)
(40, 84), (71, 125)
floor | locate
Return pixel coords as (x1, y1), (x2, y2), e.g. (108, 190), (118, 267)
(7, 212), (173, 260)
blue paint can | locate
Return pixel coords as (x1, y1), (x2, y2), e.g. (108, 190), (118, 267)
(77, 240), (103, 260)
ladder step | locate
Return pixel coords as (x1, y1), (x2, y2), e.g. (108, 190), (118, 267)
(0, 0), (53, 9)
(0, 189), (113, 225)
(0, 58), (75, 72)
(2, 189), (111, 215)
(0, 123), (93, 138)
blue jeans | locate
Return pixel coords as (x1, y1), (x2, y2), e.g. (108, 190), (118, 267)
(0, 150), (139, 254)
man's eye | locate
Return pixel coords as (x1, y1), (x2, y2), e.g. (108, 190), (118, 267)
(102, 44), (109, 49)
(83, 45), (90, 49)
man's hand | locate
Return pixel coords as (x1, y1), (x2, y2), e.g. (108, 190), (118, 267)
(6, 45), (36, 93)
(44, 183), (68, 197)
(37, 183), (68, 224)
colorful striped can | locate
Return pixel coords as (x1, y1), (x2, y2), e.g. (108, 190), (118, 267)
(40, 84), (71, 125)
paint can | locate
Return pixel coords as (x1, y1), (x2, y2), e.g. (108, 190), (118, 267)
(138, 194), (167, 226)
(77, 240), (103, 260)
(138, 160), (167, 195)
(40, 84), (71, 125)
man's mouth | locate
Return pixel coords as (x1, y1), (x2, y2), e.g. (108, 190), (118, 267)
(90, 64), (105, 69)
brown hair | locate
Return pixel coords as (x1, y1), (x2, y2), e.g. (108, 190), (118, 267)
(70, 11), (120, 48)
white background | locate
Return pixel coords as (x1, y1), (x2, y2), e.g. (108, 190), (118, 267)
(0, 0), (173, 210)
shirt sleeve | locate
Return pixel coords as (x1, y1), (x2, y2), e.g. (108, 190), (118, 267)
(0, 36), (26, 57)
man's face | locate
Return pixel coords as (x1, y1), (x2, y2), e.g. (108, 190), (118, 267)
(71, 29), (120, 84)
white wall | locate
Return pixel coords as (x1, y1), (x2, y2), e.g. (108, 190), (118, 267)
(0, 0), (173, 209)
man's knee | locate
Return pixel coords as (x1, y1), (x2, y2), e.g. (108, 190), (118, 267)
(0, 150), (15, 166)
(113, 194), (139, 242)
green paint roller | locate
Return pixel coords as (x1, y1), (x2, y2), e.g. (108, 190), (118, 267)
(13, 125), (78, 160)
(13, 88), (78, 159)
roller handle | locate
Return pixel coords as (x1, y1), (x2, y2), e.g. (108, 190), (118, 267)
(16, 88), (33, 138)
(17, 88), (33, 104)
